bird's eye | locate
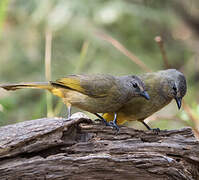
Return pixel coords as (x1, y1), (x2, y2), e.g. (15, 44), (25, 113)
(173, 86), (177, 92)
(133, 83), (138, 88)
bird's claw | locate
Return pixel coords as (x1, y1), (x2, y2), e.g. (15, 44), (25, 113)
(152, 128), (160, 134)
(94, 118), (101, 122)
(109, 121), (119, 132)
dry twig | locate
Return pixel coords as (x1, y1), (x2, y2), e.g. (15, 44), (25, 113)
(96, 31), (151, 72)
(155, 36), (171, 69)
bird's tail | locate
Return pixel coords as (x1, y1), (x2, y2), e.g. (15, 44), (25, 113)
(0, 82), (52, 91)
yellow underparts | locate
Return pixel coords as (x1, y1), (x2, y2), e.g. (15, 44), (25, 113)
(103, 113), (128, 125)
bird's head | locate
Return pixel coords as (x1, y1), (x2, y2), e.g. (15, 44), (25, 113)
(165, 69), (187, 109)
(127, 75), (150, 100)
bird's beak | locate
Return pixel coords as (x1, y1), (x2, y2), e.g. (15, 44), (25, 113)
(140, 91), (150, 100)
(175, 97), (182, 109)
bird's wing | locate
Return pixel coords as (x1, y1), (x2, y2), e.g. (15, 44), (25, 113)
(51, 74), (117, 98)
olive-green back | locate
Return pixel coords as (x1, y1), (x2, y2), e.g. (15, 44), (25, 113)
(52, 74), (117, 98)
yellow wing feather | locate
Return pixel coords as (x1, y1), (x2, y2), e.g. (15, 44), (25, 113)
(52, 76), (86, 94)
(52, 75), (113, 98)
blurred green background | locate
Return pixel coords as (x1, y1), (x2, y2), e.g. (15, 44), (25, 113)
(0, 0), (198, 133)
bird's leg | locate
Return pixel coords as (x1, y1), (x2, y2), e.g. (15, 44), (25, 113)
(67, 105), (71, 119)
(94, 113), (119, 131)
(142, 121), (160, 133)
(109, 113), (119, 132)
(63, 99), (72, 119)
(94, 113), (110, 126)
(142, 121), (151, 130)
(61, 100), (72, 125)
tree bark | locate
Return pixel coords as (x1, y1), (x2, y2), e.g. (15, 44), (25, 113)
(0, 112), (199, 180)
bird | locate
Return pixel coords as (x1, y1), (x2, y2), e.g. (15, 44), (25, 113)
(0, 74), (150, 130)
(103, 69), (187, 131)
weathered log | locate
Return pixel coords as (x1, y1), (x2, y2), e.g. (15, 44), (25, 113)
(0, 112), (199, 180)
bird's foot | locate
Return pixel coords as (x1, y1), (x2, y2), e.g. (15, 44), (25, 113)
(67, 114), (71, 120)
(94, 118), (101, 122)
(151, 128), (160, 134)
(141, 121), (160, 134)
(109, 121), (119, 132)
